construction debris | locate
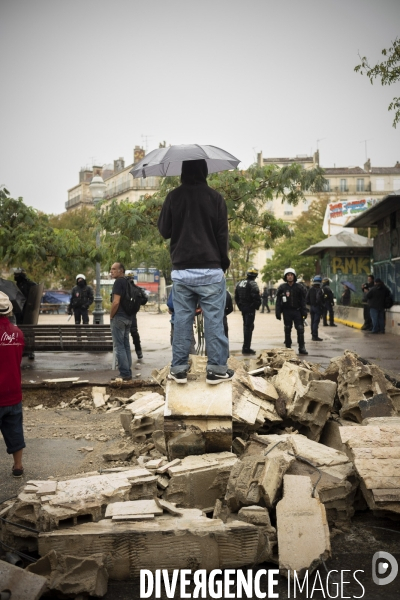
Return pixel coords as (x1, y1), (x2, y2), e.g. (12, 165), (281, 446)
(340, 423), (400, 514)
(0, 559), (47, 600)
(26, 550), (108, 597)
(276, 475), (331, 578)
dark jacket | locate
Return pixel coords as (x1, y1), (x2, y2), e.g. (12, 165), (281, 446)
(322, 285), (334, 305)
(14, 274), (36, 300)
(157, 160), (230, 271)
(235, 278), (261, 312)
(306, 286), (324, 309)
(225, 291), (233, 316)
(341, 288), (351, 306)
(69, 283), (94, 310)
(366, 284), (391, 310)
(276, 282), (307, 318)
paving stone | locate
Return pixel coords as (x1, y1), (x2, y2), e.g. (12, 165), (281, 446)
(92, 386), (107, 408)
(276, 475), (331, 577)
(105, 499), (163, 518)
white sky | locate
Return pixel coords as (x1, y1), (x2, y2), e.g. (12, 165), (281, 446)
(1, 0), (399, 214)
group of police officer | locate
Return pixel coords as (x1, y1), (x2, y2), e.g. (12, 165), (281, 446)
(235, 267), (336, 356)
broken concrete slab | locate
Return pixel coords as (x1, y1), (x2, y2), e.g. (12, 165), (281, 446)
(26, 550), (108, 597)
(339, 423), (400, 514)
(5, 468), (157, 536)
(237, 505), (272, 526)
(0, 559), (47, 600)
(92, 386), (107, 408)
(276, 475), (331, 578)
(105, 499), (163, 518)
(163, 452), (237, 509)
(102, 443), (137, 462)
(359, 393), (396, 420)
(164, 379), (232, 459)
(38, 510), (271, 578)
(319, 419), (359, 454)
(155, 497), (183, 516)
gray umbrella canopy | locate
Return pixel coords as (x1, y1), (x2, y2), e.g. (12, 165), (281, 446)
(130, 144), (240, 179)
(0, 278), (26, 311)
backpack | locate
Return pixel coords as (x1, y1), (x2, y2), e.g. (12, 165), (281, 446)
(120, 278), (147, 316)
(384, 290), (394, 309)
(316, 287), (326, 308)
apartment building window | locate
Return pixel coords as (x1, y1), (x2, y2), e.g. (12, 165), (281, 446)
(357, 178), (364, 192)
(375, 178), (384, 191)
(340, 179), (347, 192)
(323, 180), (330, 192)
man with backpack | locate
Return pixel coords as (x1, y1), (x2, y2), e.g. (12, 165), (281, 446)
(366, 278), (393, 334)
(235, 267), (262, 355)
(306, 275), (324, 341)
(109, 262), (137, 381)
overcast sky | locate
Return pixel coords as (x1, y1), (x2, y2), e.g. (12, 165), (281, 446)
(1, 0), (399, 214)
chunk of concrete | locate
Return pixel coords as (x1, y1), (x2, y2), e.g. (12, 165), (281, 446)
(38, 511), (270, 578)
(105, 499), (163, 518)
(164, 452), (237, 509)
(152, 430), (167, 455)
(359, 393), (396, 420)
(26, 550), (108, 597)
(164, 379), (232, 459)
(0, 559), (47, 600)
(276, 475), (331, 577)
(92, 386), (107, 408)
(237, 505), (272, 526)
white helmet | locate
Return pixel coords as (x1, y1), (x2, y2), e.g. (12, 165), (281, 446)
(125, 270), (134, 277)
(76, 273), (86, 281)
(284, 268), (296, 277)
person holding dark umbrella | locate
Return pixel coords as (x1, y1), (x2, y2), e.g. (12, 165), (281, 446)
(158, 159), (232, 385)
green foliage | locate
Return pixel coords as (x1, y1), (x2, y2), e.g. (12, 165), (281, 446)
(261, 198), (329, 283)
(0, 187), (96, 286)
(355, 38), (400, 127)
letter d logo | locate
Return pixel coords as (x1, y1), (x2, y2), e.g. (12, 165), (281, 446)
(372, 551), (398, 586)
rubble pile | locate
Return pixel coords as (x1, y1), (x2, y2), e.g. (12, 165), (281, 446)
(2, 349), (400, 596)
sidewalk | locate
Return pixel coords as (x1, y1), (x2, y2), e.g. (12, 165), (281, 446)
(22, 309), (400, 383)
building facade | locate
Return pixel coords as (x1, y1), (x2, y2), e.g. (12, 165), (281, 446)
(65, 146), (160, 212)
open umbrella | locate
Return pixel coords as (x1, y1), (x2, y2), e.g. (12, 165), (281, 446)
(341, 281), (357, 293)
(0, 278), (26, 311)
(130, 144), (240, 179)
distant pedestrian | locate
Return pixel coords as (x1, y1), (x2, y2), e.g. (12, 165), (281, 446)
(261, 286), (271, 313)
(306, 275), (324, 341)
(275, 268), (308, 355)
(321, 278), (336, 327)
(235, 267), (261, 355)
(0, 292), (25, 478)
(125, 270), (148, 360)
(13, 268), (37, 325)
(361, 274), (375, 330)
(110, 262), (133, 381)
(366, 278), (393, 334)
(341, 285), (351, 306)
(68, 274), (94, 324)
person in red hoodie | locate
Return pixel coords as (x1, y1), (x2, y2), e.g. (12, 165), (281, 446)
(0, 291), (25, 477)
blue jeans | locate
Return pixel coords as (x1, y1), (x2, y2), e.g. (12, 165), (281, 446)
(0, 402), (26, 454)
(171, 279), (229, 375)
(110, 315), (132, 378)
(370, 308), (385, 333)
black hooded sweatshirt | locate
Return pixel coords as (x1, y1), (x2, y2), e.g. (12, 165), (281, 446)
(157, 159), (230, 271)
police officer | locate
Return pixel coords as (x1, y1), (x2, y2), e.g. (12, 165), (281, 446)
(321, 278), (336, 327)
(68, 274), (94, 324)
(235, 267), (261, 355)
(306, 275), (324, 341)
(275, 268), (308, 355)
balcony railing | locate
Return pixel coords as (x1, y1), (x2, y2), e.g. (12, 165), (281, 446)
(104, 179), (159, 199)
(321, 183), (372, 194)
(65, 196), (92, 209)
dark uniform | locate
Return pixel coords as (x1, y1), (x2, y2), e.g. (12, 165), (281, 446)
(235, 273), (261, 354)
(321, 281), (336, 326)
(276, 281), (307, 354)
(14, 271), (37, 325)
(261, 287), (271, 313)
(306, 284), (324, 340)
(68, 279), (94, 324)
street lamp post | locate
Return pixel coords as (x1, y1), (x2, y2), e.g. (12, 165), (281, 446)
(89, 175), (106, 325)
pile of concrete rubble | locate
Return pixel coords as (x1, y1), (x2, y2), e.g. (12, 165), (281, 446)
(1, 349), (400, 598)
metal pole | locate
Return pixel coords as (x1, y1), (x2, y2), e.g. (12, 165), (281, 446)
(92, 230), (105, 325)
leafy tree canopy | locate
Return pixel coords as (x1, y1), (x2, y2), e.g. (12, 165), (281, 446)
(261, 198), (329, 284)
(355, 38), (400, 127)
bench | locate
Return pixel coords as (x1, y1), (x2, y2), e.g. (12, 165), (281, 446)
(19, 325), (113, 353)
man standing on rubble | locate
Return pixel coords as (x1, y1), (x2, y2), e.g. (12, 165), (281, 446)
(158, 159), (232, 385)
(275, 268), (308, 355)
(0, 292), (25, 478)
(235, 267), (262, 354)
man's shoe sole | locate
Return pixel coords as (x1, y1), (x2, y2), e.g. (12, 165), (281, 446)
(168, 374), (188, 384)
(206, 376), (233, 385)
